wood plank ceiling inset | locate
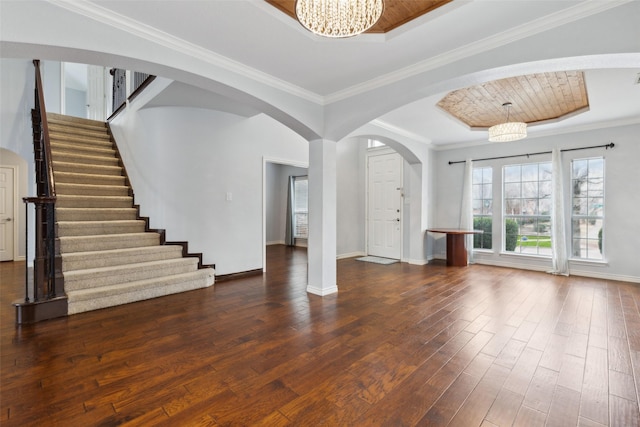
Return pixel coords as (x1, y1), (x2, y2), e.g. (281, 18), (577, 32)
(437, 71), (590, 129)
(265, 0), (453, 33)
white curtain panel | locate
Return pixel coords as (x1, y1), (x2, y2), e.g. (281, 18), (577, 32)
(549, 148), (569, 275)
(460, 159), (474, 263)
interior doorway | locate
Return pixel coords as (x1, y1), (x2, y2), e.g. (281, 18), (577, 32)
(263, 159), (308, 272)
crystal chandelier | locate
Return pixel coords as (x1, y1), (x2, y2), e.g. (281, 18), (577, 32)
(488, 102), (527, 142)
(295, 0), (384, 38)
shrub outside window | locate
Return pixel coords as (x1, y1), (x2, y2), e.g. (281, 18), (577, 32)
(473, 167), (492, 249)
(571, 157), (604, 260)
(503, 162), (552, 256)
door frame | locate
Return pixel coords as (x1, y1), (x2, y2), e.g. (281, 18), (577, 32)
(365, 147), (403, 260)
(0, 165), (18, 262)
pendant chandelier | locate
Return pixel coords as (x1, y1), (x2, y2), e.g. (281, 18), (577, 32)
(295, 0), (384, 38)
(488, 102), (527, 142)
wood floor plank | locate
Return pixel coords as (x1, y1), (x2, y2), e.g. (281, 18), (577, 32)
(580, 345), (610, 425)
(2, 248), (639, 426)
(546, 385), (581, 427)
(522, 366), (559, 414)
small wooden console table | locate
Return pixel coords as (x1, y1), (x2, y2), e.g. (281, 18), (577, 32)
(426, 228), (484, 267)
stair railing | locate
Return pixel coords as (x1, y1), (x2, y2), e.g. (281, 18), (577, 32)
(23, 60), (60, 303)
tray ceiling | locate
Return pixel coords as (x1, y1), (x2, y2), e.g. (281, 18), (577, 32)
(437, 71), (590, 129)
(265, 0), (453, 33)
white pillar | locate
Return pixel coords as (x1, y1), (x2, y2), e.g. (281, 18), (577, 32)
(307, 139), (338, 296)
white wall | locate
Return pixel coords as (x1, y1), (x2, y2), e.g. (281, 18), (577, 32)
(434, 124), (640, 282)
(110, 105), (310, 275)
(0, 59), (36, 261)
(336, 138), (366, 258)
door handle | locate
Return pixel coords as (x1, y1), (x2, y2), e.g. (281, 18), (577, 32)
(396, 218), (400, 222)
(1, 218), (11, 222)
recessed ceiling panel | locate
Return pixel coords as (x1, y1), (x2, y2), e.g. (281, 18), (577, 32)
(265, 0), (453, 33)
(437, 71), (590, 128)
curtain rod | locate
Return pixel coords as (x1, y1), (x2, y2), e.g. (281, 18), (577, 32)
(448, 142), (615, 165)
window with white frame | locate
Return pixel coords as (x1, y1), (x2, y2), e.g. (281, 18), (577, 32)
(503, 162), (552, 256)
(473, 167), (493, 249)
(293, 176), (308, 239)
(571, 157), (604, 260)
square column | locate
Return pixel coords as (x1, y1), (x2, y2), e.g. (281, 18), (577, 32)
(307, 139), (338, 296)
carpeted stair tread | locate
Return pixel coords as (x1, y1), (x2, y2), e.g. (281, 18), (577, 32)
(64, 257), (200, 290)
(51, 151), (120, 167)
(47, 112), (107, 128)
(62, 245), (184, 271)
(49, 134), (114, 149)
(56, 183), (129, 197)
(66, 268), (215, 314)
(57, 220), (146, 237)
(56, 194), (133, 208)
(54, 171), (125, 186)
(51, 142), (116, 157)
(53, 161), (122, 176)
(48, 125), (111, 140)
(56, 207), (137, 221)
(59, 232), (160, 252)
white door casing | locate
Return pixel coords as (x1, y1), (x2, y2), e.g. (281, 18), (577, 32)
(0, 166), (15, 261)
(367, 152), (402, 259)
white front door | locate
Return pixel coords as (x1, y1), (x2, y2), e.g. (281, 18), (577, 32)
(0, 167), (15, 261)
(367, 152), (402, 259)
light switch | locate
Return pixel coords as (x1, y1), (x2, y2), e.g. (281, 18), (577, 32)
(226, 192), (232, 201)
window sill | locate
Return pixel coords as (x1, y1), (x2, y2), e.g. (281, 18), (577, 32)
(569, 258), (609, 267)
(498, 252), (551, 261)
(472, 249), (494, 254)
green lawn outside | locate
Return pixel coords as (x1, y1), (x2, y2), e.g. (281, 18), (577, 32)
(517, 235), (551, 248)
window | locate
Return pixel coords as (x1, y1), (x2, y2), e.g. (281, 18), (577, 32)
(473, 167), (492, 249)
(293, 176), (308, 239)
(571, 157), (604, 260)
(367, 139), (385, 149)
(503, 162), (552, 256)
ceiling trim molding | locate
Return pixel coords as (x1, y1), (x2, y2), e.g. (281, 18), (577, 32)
(323, 0), (635, 104)
(45, 0), (324, 104)
(432, 116), (640, 152)
(370, 119), (433, 145)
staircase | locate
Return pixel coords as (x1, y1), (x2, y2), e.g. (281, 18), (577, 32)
(47, 113), (215, 315)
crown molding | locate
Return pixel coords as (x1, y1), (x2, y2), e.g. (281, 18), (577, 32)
(432, 116), (640, 152)
(370, 119), (433, 145)
(46, 0), (323, 104)
(324, 0), (635, 104)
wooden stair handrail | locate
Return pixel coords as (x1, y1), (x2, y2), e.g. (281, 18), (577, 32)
(33, 60), (56, 199)
(14, 60), (67, 324)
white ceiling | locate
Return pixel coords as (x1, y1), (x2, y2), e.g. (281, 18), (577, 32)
(89, 0), (640, 147)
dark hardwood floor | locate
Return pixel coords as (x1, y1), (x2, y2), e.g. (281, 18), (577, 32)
(1, 245), (639, 426)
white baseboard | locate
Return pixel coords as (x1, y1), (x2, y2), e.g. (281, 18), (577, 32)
(473, 259), (640, 284)
(307, 284), (338, 296)
(266, 240), (285, 246)
(337, 251), (366, 260)
(406, 258), (428, 265)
